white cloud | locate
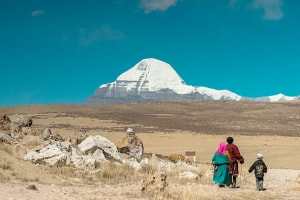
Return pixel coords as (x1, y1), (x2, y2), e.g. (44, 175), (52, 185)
(31, 10), (45, 17)
(253, 0), (283, 20)
(79, 25), (124, 46)
(140, 0), (178, 13)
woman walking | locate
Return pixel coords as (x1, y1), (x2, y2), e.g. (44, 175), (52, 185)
(212, 142), (232, 187)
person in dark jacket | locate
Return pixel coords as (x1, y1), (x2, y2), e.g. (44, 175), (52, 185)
(248, 153), (268, 191)
(226, 136), (244, 188)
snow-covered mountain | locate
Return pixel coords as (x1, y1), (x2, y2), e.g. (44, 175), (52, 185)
(85, 58), (298, 105)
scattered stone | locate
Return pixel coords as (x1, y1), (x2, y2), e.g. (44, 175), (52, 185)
(148, 153), (176, 172)
(140, 172), (167, 191)
(26, 184), (38, 190)
(169, 153), (191, 164)
(42, 128), (52, 140)
(179, 171), (199, 180)
(52, 133), (64, 142)
(176, 160), (201, 173)
(21, 127), (32, 136)
(0, 131), (12, 144)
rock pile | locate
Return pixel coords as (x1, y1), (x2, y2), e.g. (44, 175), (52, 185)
(0, 114), (33, 144)
(1, 113), (202, 188)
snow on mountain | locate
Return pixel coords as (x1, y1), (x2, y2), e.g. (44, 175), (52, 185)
(267, 93), (296, 102)
(195, 87), (241, 101)
(85, 58), (297, 105)
(115, 58), (195, 94)
(98, 58), (240, 100)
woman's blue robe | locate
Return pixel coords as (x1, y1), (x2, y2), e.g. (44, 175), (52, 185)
(212, 152), (231, 186)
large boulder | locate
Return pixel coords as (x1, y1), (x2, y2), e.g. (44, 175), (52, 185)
(24, 140), (96, 168)
(24, 141), (71, 166)
(8, 114), (32, 133)
(24, 135), (122, 168)
(78, 135), (121, 161)
(116, 135), (144, 162)
(69, 148), (96, 168)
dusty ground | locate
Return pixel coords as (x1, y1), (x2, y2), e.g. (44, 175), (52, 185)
(0, 101), (300, 199)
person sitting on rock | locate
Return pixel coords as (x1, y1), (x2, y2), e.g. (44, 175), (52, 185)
(126, 128), (136, 137)
(116, 128), (144, 161)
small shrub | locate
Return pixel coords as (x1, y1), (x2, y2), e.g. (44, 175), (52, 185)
(288, 187), (300, 191)
(95, 162), (136, 184)
(0, 172), (10, 181)
(95, 161), (101, 169)
(44, 165), (83, 179)
(11, 172), (17, 176)
(0, 162), (12, 170)
(139, 163), (158, 175)
(0, 143), (12, 154)
(19, 176), (39, 182)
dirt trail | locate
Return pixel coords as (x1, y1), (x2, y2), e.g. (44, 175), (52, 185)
(1, 169), (299, 200)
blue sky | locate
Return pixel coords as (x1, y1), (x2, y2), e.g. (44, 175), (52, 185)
(0, 0), (299, 106)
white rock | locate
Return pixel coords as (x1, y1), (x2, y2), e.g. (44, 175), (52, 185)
(179, 171), (199, 180)
(92, 149), (107, 162)
(78, 135), (121, 161)
(24, 141), (70, 166)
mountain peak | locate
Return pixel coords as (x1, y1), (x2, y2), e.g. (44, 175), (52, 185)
(116, 58), (191, 93)
(85, 58), (298, 105)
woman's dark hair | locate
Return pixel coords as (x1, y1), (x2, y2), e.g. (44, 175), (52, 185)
(227, 137), (234, 144)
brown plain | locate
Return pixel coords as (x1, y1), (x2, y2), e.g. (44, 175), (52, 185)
(0, 100), (299, 199)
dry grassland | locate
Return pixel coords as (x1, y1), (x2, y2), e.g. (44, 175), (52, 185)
(0, 100), (299, 199)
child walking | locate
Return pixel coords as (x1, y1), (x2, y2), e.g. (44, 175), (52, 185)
(248, 153), (267, 191)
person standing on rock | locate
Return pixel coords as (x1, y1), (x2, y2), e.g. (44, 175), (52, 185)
(226, 136), (244, 188)
(212, 142), (232, 187)
(248, 153), (267, 191)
